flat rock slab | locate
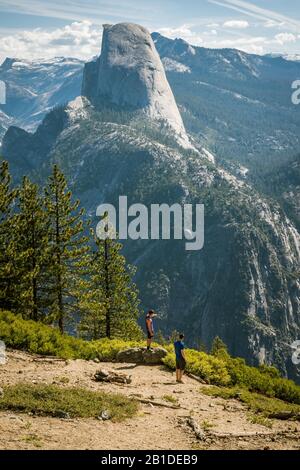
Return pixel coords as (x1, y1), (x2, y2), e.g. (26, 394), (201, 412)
(116, 347), (168, 365)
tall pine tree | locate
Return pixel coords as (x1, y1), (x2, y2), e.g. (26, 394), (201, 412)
(0, 161), (18, 311)
(15, 176), (50, 321)
(79, 225), (141, 341)
(44, 165), (89, 333)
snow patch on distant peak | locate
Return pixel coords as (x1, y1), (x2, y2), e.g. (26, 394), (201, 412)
(187, 45), (196, 56)
(162, 57), (191, 74)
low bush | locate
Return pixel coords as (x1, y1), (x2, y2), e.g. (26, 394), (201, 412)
(201, 386), (300, 417)
(0, 310), (143, 360)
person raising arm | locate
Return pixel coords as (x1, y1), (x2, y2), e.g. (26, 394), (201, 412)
(145, 310), (155, 350)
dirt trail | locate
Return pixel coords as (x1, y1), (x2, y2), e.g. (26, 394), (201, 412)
(0, 350), (299, 450)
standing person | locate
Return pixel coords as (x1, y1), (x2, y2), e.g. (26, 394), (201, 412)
(145, 310), (155, 350)
(174, 334), (186, 383)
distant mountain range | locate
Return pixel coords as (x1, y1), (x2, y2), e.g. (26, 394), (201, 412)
(1, 35), (300, 173)
(1, 24), (300, 381)
(0, 57), (83, 138)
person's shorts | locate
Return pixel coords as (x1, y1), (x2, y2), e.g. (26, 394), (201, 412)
(176, 357), (186, 371)
(147, 331), (154, 339)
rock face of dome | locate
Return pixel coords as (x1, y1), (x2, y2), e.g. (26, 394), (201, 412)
(83, 22), (193, 149)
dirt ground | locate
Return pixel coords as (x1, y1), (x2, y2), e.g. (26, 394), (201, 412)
(0, 350), (299, 450)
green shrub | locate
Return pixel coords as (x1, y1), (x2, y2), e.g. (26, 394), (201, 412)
(225, 356), (300, 404)
(0, 310), (143, 361)
(201, 386), (300, 417)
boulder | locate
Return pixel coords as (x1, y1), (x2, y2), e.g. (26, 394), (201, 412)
(94, 369), (132, 384)
(116, 347), (168, 365)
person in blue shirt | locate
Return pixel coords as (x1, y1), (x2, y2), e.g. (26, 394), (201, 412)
(174, 334), (186, 383)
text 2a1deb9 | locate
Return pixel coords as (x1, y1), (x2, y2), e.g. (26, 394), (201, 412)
(100, 454), (198, 466)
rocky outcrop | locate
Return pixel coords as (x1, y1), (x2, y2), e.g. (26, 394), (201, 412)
(82, 23), (193, 149)
(116, 347), (168, 364)
(94, 369), (132, 384)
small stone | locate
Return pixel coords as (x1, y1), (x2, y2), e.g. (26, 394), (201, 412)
(93, 358), (100, 363)
(98, 410), (112, 421)
(0, 387), (3, 398)
(9, 415), (23, 421)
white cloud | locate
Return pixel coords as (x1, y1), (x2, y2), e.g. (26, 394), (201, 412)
(206, 23), (220, 28)
(157, 25), (203, 45)
(0, 21), (102, 63)
(263, 20), (285, 29)
(205, 35), (266, 54)
(274, 33), (297, 45)
(205, 32), (300, 55)
(223, 20), (249, 29)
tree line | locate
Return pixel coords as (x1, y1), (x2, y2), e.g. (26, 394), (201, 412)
(0, 161), (141, 340)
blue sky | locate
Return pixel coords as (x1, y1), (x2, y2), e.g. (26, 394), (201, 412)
(0, 0), (299, 62)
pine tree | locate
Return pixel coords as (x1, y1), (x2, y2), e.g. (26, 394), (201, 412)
(15, 176), (50, 321)
(44, 165), (89, 333)
(0, 161), (18, 311)
(211, 336), (228, 357)
(79, 227), (141, 341)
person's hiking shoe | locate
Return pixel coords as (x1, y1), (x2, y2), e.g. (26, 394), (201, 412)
(176, 379), (184, 384)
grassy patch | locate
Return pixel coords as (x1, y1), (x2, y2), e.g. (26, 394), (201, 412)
(57, 376), (70, 384)
(201, 420), (215, 431)
(162, 394), (178, 404)
(22, 433), (43, 448)
(0, 383), (138, 421)
(247, 414), (273, 429)
(201, 386), (300, 418)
